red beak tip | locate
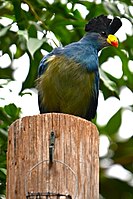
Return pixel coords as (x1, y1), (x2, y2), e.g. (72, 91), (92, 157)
(112, 41), (118, 48)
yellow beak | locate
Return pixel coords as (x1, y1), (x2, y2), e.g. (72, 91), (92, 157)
(107, 34), (118, 48)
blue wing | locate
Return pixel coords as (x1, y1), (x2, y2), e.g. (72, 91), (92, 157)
(86, 71), (99, 120)
(38, 53), (52, 113)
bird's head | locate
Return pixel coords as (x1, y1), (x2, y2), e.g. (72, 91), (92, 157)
(85, 15), (122, 49)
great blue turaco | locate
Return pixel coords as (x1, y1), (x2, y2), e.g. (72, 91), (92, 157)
(37, 15), (122, 120)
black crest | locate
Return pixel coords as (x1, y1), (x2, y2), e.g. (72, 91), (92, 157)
(85, 15), (122, 35)
(108, 17), (122, 34)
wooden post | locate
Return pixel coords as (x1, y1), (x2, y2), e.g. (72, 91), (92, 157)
(6, 113), (99, 199)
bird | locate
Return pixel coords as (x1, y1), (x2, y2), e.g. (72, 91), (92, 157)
(37, 15), (122, 120)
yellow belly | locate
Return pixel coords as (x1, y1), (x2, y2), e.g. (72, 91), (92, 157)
(37, 55), (95, 118)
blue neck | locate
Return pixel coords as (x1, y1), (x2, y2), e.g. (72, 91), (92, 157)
(80, 32), (103, 51)
(52, 32), (103, 71)
(61, 33), (101, 71)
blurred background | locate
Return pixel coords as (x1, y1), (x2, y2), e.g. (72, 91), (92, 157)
(0, 0), (133, 198)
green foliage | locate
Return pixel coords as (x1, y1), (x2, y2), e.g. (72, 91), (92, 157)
(0, 104), (21, 195)
(0, 0), (133, 198)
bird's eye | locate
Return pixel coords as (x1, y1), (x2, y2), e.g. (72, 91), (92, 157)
(101, 31), (106, 36)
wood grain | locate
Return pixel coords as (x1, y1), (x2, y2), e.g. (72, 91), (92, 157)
(6, 113), (99, 199)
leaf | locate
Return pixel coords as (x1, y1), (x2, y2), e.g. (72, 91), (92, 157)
(0, 107), (11, 126)
(21, 50), (42, 91)
(0, 26), (10, 37)
(0, 129), (8, 138)
(0, 168), (6, 176)
(100, 177), (133, 199)
(4, 103), (21, 119)
(18, 30), (28, 41)
(111, 137), (133, 172)
(28, 24), (37, 38)
(20, 92), (32, 97)
(104, 2), (120, 15)
(27, 38), (44, 57)
(104, 108), (122, 136)
(0, 67), (14, 79)
(99, 48), (117, 65)
(99, 68), (119, 99)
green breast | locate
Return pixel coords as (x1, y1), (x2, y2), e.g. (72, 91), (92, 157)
(37, 55), (95, 118)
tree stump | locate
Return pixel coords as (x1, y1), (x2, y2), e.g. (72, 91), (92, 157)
(6, 113), (99, 199)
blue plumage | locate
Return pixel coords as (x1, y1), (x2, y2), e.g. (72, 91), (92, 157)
(37, 15), (122, 120)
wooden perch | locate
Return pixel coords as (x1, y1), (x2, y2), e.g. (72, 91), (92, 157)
(6, 113), (99, 199)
